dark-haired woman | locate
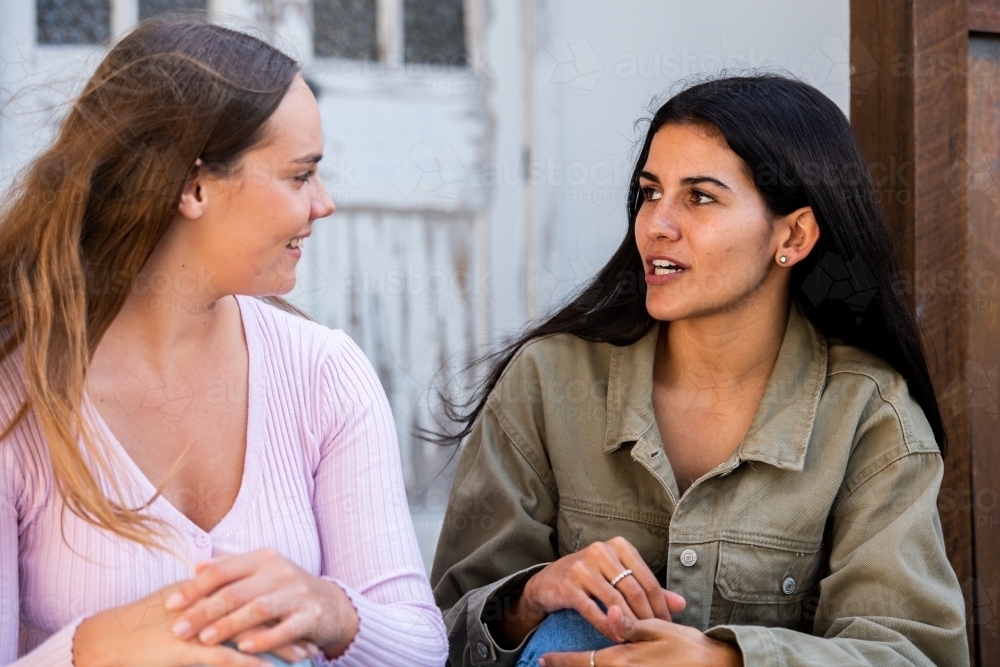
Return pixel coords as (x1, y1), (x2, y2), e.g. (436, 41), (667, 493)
(431, 76), (968, 667)
(0, 19), (446, 667)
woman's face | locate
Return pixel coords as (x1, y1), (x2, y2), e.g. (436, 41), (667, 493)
(635, 123), (785, 322)
(193, 75), (335, 297)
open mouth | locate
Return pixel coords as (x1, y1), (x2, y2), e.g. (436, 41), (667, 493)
(651, 259), (686, 275)
(286, 237), (304, 250)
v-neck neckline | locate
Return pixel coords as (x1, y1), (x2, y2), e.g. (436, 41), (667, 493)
(84, 295), (263, 539)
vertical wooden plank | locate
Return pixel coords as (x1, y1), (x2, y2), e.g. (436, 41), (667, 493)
(852, 1), (977, 662)
(966, 34), (1000, 666)
(850, 0), (915, 260)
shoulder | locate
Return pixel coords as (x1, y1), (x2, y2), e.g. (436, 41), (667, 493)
(824, 341), (938, 456)
(486, 333), (617, 420)
(492, 333), (615, 395)
(820, 341), (940, 505)
(237, 296), (370, 395)
(238, 296), (349, 360)
(237, 297), (379, 428)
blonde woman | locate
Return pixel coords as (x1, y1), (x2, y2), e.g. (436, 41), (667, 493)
(0, 19), (446, 667)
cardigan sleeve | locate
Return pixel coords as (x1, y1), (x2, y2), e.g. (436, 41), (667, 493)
(1, 421), (84, 667)
(311, 332), (447, 667)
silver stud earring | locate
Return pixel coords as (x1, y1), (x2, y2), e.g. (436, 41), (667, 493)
(779, 255), (789, 264)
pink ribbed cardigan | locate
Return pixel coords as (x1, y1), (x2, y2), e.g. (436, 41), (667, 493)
(0, 296), (447, 666)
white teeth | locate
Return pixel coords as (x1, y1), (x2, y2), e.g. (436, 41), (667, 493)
(652, 259), (683, 275)
(287, 238), (303, 249)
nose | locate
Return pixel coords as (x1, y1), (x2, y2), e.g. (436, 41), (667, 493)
(641, 200), (682, 242)
(311, 177), (336, 220)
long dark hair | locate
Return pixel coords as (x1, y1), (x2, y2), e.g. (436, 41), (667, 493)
(0, 18), (300, 546)
(432, 75), (947, 454)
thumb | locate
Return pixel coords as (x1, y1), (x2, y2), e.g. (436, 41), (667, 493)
(663, 589), (687, 615)
(607, 605), (665, 643)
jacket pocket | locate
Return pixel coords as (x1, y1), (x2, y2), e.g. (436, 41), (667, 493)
(714, 541), (822, 629)
(556, 502), (669, 574)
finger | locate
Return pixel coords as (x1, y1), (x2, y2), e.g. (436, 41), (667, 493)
(606, 604), (669, 644)
(234, 615), (318, 655)
(663, 589), (686, 615)
(174, 577), (275, 641)
(265, 642), (311, 663)
(199, 593), (286, 647)
(167, 550), (277, 612)
(228, 625), (314, 662)
(189, 644), (271, 667)
(606, 572), (656, 620)
(578, 546), (644, 620)
(538, 650), (594, 667)
(606, 537), (668, 621)
(582, 573), (636, 632)
(569, 596), (615, 642)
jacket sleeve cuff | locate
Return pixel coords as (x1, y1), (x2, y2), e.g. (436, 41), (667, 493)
(464, 563), (551, 667)
(705, 625), (773, 664)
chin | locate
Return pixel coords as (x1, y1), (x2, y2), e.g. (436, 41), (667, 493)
(645, 297), (689, 322)
(246, 274), (297, 297)
(645, 296), (737, 322)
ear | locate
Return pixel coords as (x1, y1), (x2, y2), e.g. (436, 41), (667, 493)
(775, 207), (820, 266)
(177, 159), (208, 220)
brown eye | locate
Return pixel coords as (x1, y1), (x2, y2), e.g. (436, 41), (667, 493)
(642, 187), (662, 202)
(692, 190), (714, 205)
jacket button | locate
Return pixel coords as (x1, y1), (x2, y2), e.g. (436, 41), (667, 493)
(476, 641), (489, 658)
(679, 548), (697, 567)
(782, 577), (796, 594)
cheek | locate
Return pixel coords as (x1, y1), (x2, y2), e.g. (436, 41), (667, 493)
(695, 217), (770, 287)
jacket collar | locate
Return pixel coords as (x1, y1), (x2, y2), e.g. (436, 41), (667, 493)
(603, 301), (828, 472)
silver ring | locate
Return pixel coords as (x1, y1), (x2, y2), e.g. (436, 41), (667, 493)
(589, 649), (596, 667)
(608, 568), (633, 587)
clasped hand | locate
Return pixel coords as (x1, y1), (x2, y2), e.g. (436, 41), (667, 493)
(74, 548), (359, 667)
(510, 537), (742, 667)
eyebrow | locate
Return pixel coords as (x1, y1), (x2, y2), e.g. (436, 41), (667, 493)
(293, 153), (323, 164)
(639, 170), (732, 191)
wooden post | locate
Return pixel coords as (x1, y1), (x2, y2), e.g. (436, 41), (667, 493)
(851, 0), (978, 663)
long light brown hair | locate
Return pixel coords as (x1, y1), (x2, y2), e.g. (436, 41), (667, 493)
(0, 19), (300, 547)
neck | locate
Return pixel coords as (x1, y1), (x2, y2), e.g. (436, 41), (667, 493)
(98, 238), (231, 366)
(656, 293), (790, 397)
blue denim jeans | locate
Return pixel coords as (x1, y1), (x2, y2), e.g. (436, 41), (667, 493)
(515, 609), (615, 667)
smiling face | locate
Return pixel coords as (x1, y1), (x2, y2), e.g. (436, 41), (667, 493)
(636, 122), (790, 322)
(189, 75), (335, 297)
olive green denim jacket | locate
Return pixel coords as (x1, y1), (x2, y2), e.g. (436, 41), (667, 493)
(430, 302), (969, 667)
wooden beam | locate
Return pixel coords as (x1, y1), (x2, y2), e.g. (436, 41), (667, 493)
(966, 32), (1000, 667)
(970, 0), (1000, 32)
(851, 0), (977, 663)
